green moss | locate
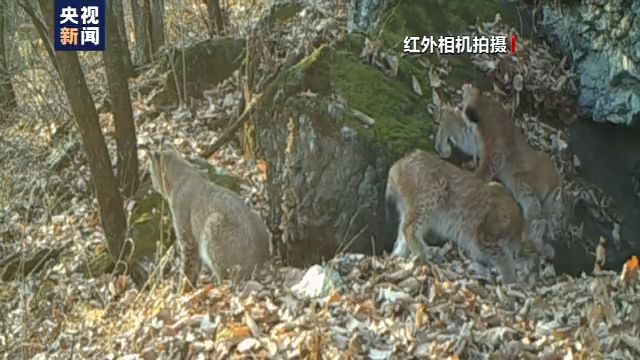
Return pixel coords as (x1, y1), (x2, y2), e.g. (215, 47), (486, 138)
(284, 45), (332, 96)
(375, 0), (499, 101)
(190, 158), (241, 194)
(129, 182), (173, 262)
(268, 33), (435, 162)
(378, 0), (501, 50)
(330, 48), (434, 160)
(80, 249), (115, 278)
(261, 0), (502, 162)
(447, 55), (492, 90)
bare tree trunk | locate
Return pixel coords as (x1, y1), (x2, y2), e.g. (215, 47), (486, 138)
(130, 0), (152, 65)
(30, 0), (131, 265)
(149, 0), (165, 53)
(56, 51), (130, 263)
(105, 1), (140, 198)
(204, 0), (224, 36)
(112, 0), (134, 77)
(0, 3), (17, 112)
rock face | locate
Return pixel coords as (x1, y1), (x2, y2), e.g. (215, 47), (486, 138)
(568, 119), (640, 272)
(253, 0), (501, 265)
(540, 0), (640, 126)
(347, 0), (383, 33)
(538, 0), (640, 272)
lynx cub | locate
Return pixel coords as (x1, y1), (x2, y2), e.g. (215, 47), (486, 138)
(434, 105), (480, 168)
(386, 149), (549, 284)
(460, 84), (565, 245)
(147, 142), (270, 287)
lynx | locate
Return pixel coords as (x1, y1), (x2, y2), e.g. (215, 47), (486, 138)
(385, 149), (550, 284)
(459, 84), (566, 243)
(434, 104), (480, 168)
(147, 142), (270, 288)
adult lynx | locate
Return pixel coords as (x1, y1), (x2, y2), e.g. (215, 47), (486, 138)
(386, 150), (551, 283)
(147, 142), (270, 288)
(459, 84), (566, 242)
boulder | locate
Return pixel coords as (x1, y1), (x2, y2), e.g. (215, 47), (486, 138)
(538, 0), (640, 273)
(251, 0), (501, 266)
(149, 37), (245, 108)
(348, 0), (383, 33)
(540, 0), (640, 126)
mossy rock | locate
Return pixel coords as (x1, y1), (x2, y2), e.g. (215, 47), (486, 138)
(376, 0), (500, 96)
(333, 0), (502, 162)
(256, 44), (436, 263)
(83, 160), (240, 278)
(150, 37), (245, 107)
(254, 0), (502, 264)
(260, 1), (304, 28)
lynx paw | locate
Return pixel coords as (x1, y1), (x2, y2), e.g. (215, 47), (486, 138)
(391, 239), (410, 258)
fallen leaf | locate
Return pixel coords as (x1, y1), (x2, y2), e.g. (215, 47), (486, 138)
(236, 337), (261, 352)
(354, 299), (376, 318)
(216, 323), (252, 344)
(350, 108), (376, 128)
(327, 291), (341, 304)
(428, 66), (442, 88)
(416, 303), (426, 328)
(256, 160), (268, 181)
(386, 55), (399, 77)
(412, 75), (423, 96)
(620, 256), (639, 284)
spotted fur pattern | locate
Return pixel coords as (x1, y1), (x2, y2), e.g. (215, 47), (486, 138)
(386, 149), (547, 284)
(148, 142), (270, 288)
(460, 84), (565, 247)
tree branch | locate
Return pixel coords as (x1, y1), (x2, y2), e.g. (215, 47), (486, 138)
(199, 49), (306, 159)
(17, 0), (60, 76)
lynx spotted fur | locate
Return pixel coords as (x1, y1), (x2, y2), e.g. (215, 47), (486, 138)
(386, 149), (550, 284)
(147, 142), (270, 288)
(460, 84), (566, 246)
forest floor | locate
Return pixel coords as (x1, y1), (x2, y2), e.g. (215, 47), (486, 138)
(1, 0), (640, 359)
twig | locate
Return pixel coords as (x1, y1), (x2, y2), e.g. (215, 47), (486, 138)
(336, 204), (366, 256)
(17, 1), (60, 76)
(200, 49), (306, 159)
(200, 92), (264, 158)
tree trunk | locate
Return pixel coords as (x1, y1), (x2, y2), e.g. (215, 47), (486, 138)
(56, 50), (130, 263)
(31, 0), (130, 265)
(130, 0), (152, 65)
(0, 3), (17, 112)
(105, 1), (140, 198)
(149, 0), (164, 54)
(112, 0), (134, 77)
(18, 1), (60, 75)
(204, 0), (224, 36)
